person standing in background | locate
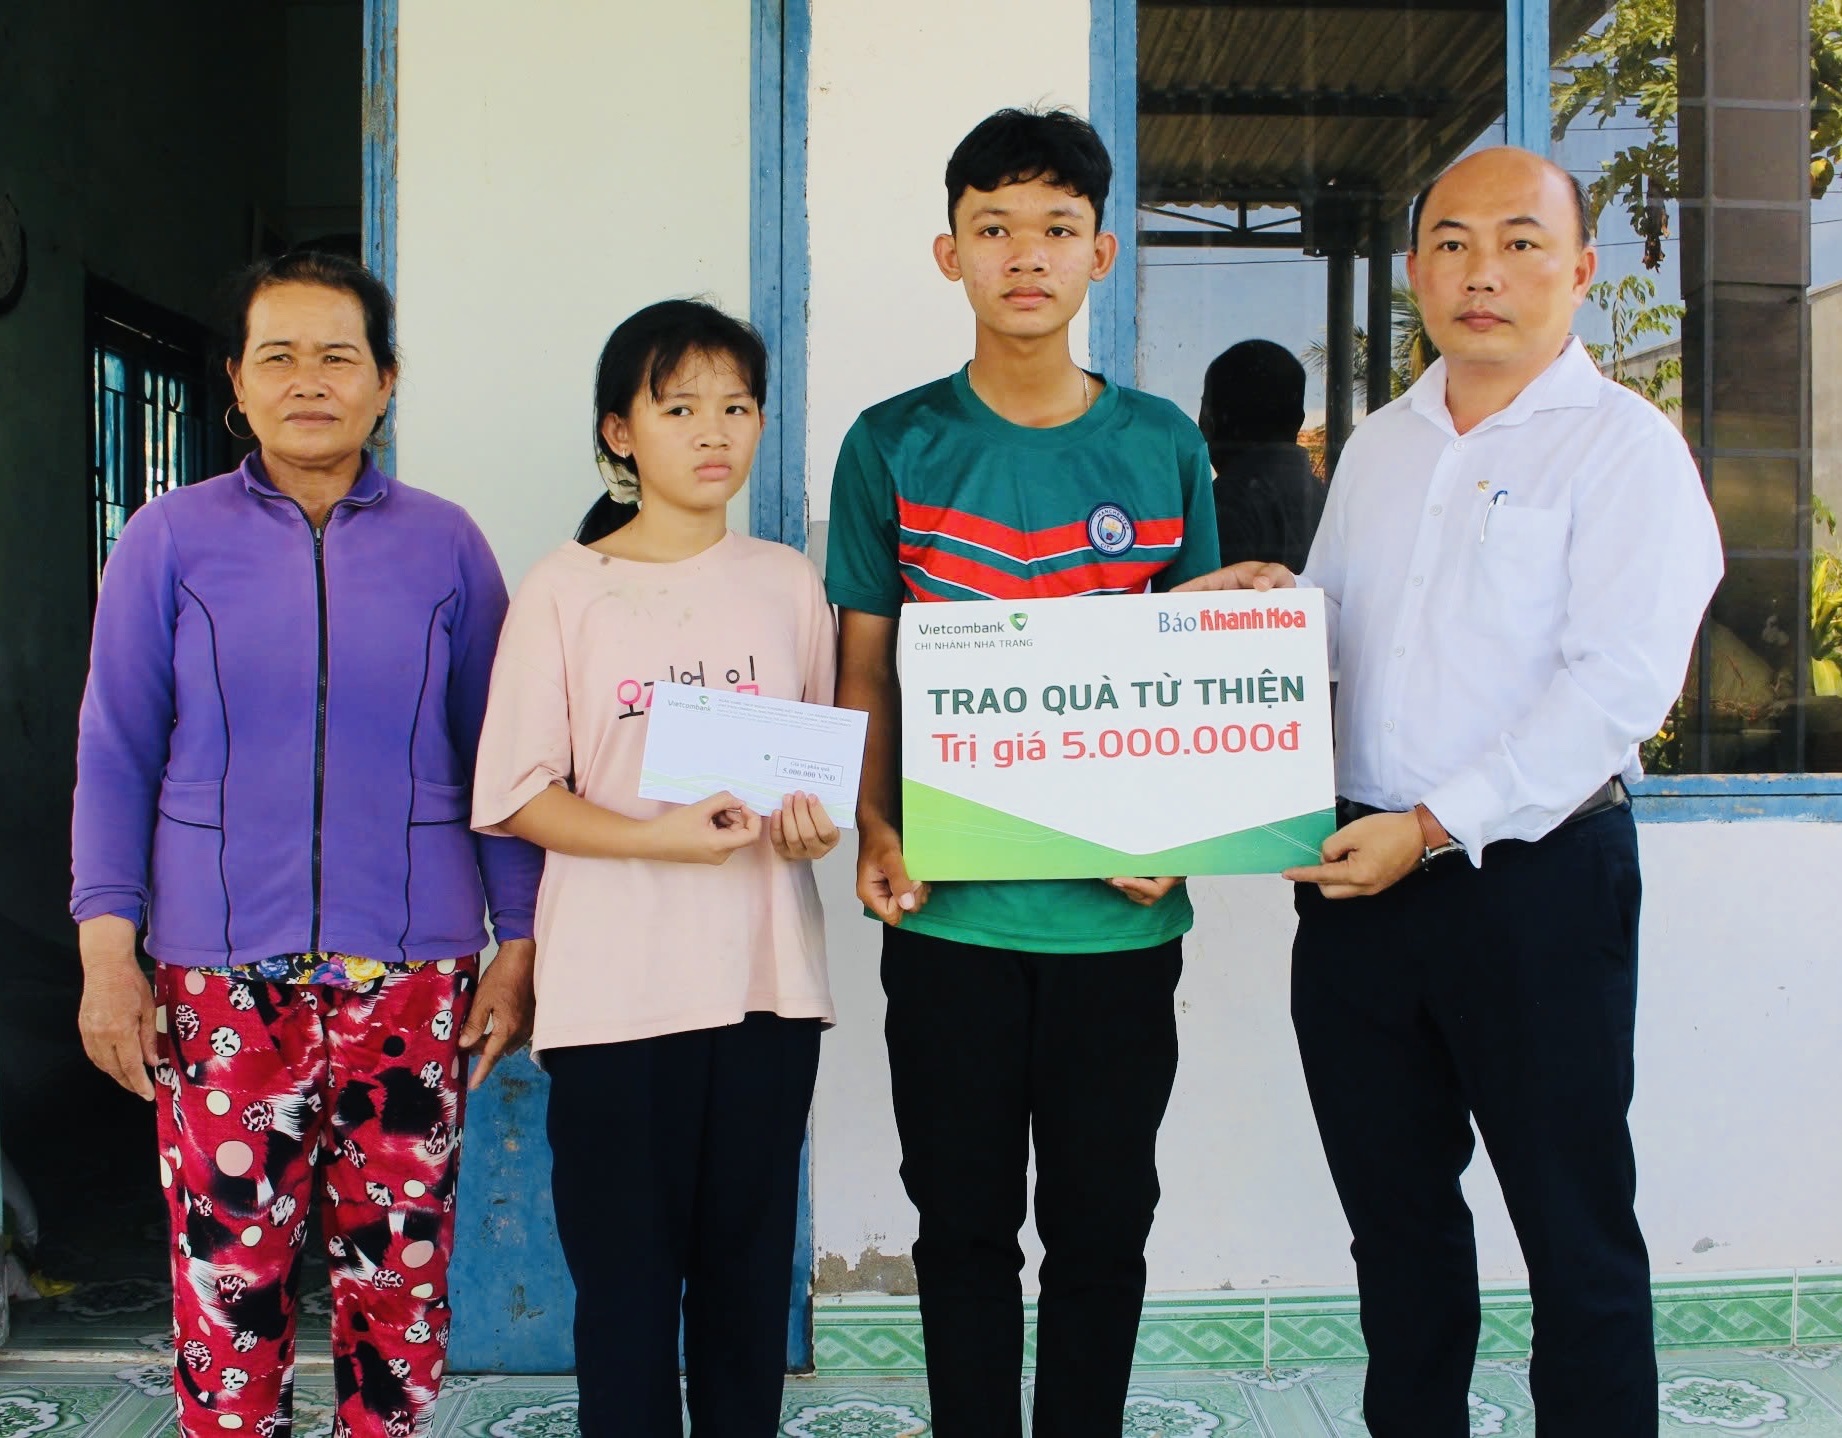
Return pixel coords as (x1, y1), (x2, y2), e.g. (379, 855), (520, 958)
(1199, 339), (1324, 574)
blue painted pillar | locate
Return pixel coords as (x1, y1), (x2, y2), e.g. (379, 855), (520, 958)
(751, 0), (812, 550)
(448, 1056), (576, 1372)
(361, 0), (398, 477)
(1090, 0), (1139, 383)
(361, 0), (574, 1375)
(1505, 0), (1552, 154)
(366, 0), (820, 1378)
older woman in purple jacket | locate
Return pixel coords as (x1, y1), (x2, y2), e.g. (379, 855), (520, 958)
(70, 251), (542, 1438)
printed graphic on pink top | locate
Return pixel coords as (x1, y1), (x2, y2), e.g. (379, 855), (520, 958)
(615, 655), (761, 720)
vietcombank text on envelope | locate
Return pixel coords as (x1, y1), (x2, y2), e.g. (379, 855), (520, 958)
(637, 683), (869, 826)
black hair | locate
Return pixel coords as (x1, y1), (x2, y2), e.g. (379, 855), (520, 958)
(221, 250), (398, 376)
(577, 299), (770, 544)
(1410, 160), (1593, 251)
(1199, 340), (1307, 449)
(945, 107), (1112, 232)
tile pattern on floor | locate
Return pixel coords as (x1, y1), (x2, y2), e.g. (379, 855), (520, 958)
(3, 1347), (1842, 1434)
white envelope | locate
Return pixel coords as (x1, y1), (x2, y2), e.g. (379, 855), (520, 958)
(637, 682), (868, 827)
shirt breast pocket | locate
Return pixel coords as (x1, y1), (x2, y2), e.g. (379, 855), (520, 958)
(1463, 505), (1571, 640)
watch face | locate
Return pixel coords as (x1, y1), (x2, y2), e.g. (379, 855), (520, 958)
(0, 195), (26, 314)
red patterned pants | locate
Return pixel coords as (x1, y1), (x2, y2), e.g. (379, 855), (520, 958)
(153, 959), (476, 1438)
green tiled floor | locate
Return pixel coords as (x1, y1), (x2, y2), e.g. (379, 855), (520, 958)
(3, 1348), (1842, 1434)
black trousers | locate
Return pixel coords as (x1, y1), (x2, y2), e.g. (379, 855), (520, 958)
(545, 1013), (822, 1438)
(1291, 806), (1654, 1438)
(881, 925), (1183, 1438)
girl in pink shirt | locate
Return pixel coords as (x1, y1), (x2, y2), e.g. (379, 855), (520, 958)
(471, 301), (838, 1436)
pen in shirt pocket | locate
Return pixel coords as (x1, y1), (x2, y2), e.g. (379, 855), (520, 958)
(1479, 489), (1509, 543)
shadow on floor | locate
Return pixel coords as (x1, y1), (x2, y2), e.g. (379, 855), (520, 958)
(0, 915), (329, 1357)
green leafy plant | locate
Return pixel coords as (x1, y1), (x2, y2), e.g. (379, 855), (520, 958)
(1583, 275), (1684, 411)
(1640, 691), (1686, 773)
(1814, 497), (1842, 697)
(1552, 0), (1842, 267)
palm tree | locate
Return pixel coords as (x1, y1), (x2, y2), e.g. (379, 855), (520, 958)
(1304, 285), (1437, 406)
(1390, 284), (1437, 387)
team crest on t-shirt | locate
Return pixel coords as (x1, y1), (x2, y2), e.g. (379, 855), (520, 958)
(1087, 502), (1136, 556)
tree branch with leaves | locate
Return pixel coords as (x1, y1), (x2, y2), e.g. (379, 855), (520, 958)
(1552, 0), (1842, 268)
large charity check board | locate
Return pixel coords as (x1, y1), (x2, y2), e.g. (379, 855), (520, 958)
(899, 590), (1336, 881)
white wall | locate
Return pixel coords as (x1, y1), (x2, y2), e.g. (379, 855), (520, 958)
(396, 0), (753, 589)
(813, 820), (1842, 1291)
(804, 0), (1093, 526)
(802, 0), (1094, 1292)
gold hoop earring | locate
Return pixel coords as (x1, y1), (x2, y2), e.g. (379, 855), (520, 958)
(222, 404), (255, 441)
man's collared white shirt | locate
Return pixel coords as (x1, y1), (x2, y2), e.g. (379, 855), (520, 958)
(1303, 336), (1723, 859)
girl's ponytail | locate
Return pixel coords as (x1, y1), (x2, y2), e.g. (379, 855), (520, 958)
(576, 493), (638, 544)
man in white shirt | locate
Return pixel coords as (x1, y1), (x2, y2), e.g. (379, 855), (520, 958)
(1185, 147), (1721, 1436)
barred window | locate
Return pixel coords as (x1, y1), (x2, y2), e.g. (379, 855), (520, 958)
(88, 285), (212, 591)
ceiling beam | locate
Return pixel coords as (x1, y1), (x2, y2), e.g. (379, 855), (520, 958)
(1140, 87), (1448, 119)
(1140, 228), (1306, 250)
(1142, 0), (1499, 11)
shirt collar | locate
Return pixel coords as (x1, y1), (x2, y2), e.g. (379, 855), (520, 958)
(1406, 335), (1602, 436)
(239, 451), (390, 508)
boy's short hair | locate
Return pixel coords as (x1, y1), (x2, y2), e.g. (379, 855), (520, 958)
(945, 107), (1113, 231)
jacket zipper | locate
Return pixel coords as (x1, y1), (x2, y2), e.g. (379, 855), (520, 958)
(287, 500), (337, 953)
(310, 517), (329, 952)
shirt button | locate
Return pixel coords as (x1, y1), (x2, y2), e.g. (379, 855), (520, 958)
(1393, 645), (1406, 658)
(1412, 575), (1425, 587)
(1453, 440), (1466, 452)
(1384, 720), (1396, 733)
(1390, 792), (1404, 805)
(1430, 504), (1444, 517)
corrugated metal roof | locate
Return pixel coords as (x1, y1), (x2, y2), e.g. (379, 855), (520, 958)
(1138, 1), (1612, 208)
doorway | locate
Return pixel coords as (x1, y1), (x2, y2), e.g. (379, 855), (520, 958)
(0, 0), (365, 1363)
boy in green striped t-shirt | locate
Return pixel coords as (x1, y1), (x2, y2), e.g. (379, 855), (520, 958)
(825, 107), (1221, 1432)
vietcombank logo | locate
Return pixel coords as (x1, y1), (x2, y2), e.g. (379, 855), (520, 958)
(1009, 612), (1028, 631)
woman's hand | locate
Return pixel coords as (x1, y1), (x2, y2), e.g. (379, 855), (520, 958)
(459, 939), (536, 1090)
(77, 916), (157, 1101)
(769, 793), (841, 861)
(645, 792), (763, 864)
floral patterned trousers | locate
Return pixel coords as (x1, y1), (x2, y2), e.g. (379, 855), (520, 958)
(153, 958), (476, 1438)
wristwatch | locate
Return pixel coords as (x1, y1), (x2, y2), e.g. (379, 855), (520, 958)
(1414, 803), (1465, 870)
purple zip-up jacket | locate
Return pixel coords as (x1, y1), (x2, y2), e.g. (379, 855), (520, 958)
(71, 455), (542, 966)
